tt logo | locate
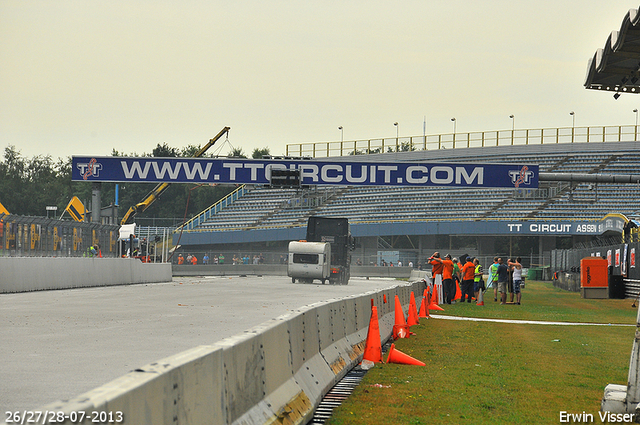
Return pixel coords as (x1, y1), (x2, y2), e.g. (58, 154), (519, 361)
(77, 158), (103, 180)
(508, 166), (534, 188)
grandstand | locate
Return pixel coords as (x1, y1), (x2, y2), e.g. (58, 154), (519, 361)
(173, 139), (640, 266)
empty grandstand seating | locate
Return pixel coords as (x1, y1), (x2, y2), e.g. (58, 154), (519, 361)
(190, 147), (640, 231)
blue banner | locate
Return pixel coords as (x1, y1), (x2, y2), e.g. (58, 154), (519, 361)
(72, 156), (538, 188)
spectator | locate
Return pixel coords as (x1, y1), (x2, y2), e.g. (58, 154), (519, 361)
(219, 254), (225, 265)
(488, 257), (499, 302)
(508, 258), (515, 303)
(442, 254), (455, 304)
(202, 254), (210, 265)
(509, 257), (524, 305)
(190, 254), (198, 265)
(461, 257), (475, 303)
(429, 252), (444, 284)
(177, 253), (184, 265)
(497, 258), (509, 305)
(452, 258), (462, 302)
(473, 258), (484, 303)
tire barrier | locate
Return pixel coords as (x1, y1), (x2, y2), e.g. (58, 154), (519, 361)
(12, 279), (426, 425)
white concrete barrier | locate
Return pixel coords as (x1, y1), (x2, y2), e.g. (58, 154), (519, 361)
(602, 301), (640, 417)
(0, 258), (171, 293)
(7, 279), (426, 425)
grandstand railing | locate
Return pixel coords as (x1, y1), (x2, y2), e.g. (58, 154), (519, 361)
(176, 184), (248, 232)
(136, 226), (175, 240)
(285, 125), (640, 157)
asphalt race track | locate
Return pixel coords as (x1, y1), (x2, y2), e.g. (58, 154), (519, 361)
(1, 275), (400, 413)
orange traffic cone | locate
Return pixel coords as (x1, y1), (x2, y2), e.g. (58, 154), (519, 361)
(407, 292), (419, 326)
(418, 295), (428, 318)
(431, 284), (438, 304)
(429, 302), (444, 312)
(476, 288), (484, 306)
(386, 343), (426, 366)
(420, 289), (430, 318)
(361, 306), (382, 368)
(392, 295), (409, 339)
(454, 280), (461, 301)
(383, 294), (387, 304)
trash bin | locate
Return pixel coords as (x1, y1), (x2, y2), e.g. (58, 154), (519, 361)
(609, 275), (626, 299)
(527, 267), (540, 280)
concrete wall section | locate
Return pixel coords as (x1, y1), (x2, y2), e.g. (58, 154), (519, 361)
(0, 258), (172, 293)
(37, 344), (226, 425)
(172, 264), (413, 279)
(16, 279), (426, 425)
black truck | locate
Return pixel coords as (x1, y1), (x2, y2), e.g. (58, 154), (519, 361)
(305, 216), (355, 285)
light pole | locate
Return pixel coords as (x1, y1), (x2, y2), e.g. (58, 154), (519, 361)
(634, 110), (638, 140)
(451, 118), (456, 148)
(570, 111), (575, 143)
(338, 126), (343, 143)
(393, 122), (399, 151)
(509, 114), (515, 130)
(509, 114), (515, 144)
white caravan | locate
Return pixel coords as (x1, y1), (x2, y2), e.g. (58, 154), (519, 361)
(287, 241), (331, 284)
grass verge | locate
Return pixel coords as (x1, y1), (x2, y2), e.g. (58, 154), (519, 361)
(326, 281), (637, 425)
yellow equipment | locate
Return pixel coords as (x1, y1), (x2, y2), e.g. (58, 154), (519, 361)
(120, 127), (230, 225)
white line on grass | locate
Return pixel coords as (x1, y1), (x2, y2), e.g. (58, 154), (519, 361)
(430, 314), (635, 327)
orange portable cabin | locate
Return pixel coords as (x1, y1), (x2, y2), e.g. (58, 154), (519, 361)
(580, 257), (609, 299)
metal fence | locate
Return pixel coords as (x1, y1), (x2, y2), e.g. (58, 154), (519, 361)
(0, 214), (120, 257)
(286, 124), (640, 158)
(551, 241), (640, 297)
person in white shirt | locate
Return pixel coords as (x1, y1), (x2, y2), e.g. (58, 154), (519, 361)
(508, 257), (523, 305)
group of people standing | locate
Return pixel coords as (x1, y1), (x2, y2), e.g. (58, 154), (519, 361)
(487, 256), (524, 305)
(428, 252), (524, 305)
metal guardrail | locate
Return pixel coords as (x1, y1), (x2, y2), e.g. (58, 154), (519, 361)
(286, 125), (640, 157)
(136, 226), (175, 239)
(177, 184), (247, 232)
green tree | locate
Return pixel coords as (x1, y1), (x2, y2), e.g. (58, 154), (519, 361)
(228, 147), (246, 158)
(252, 147), (270, 159)
(153, 143), (180, 157)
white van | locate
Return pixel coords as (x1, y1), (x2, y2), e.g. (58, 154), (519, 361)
(288, 241), (331, 284)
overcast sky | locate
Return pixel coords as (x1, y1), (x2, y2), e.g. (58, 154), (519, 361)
(2, 1), (640, 161)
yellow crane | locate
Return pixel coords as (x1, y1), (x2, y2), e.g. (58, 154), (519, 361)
(120, 126), (230, 225)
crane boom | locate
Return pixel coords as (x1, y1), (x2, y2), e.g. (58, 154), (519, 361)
(120, 126), (230, 225)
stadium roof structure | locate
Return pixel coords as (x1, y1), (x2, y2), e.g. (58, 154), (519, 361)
(585, 6), (640, 96)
